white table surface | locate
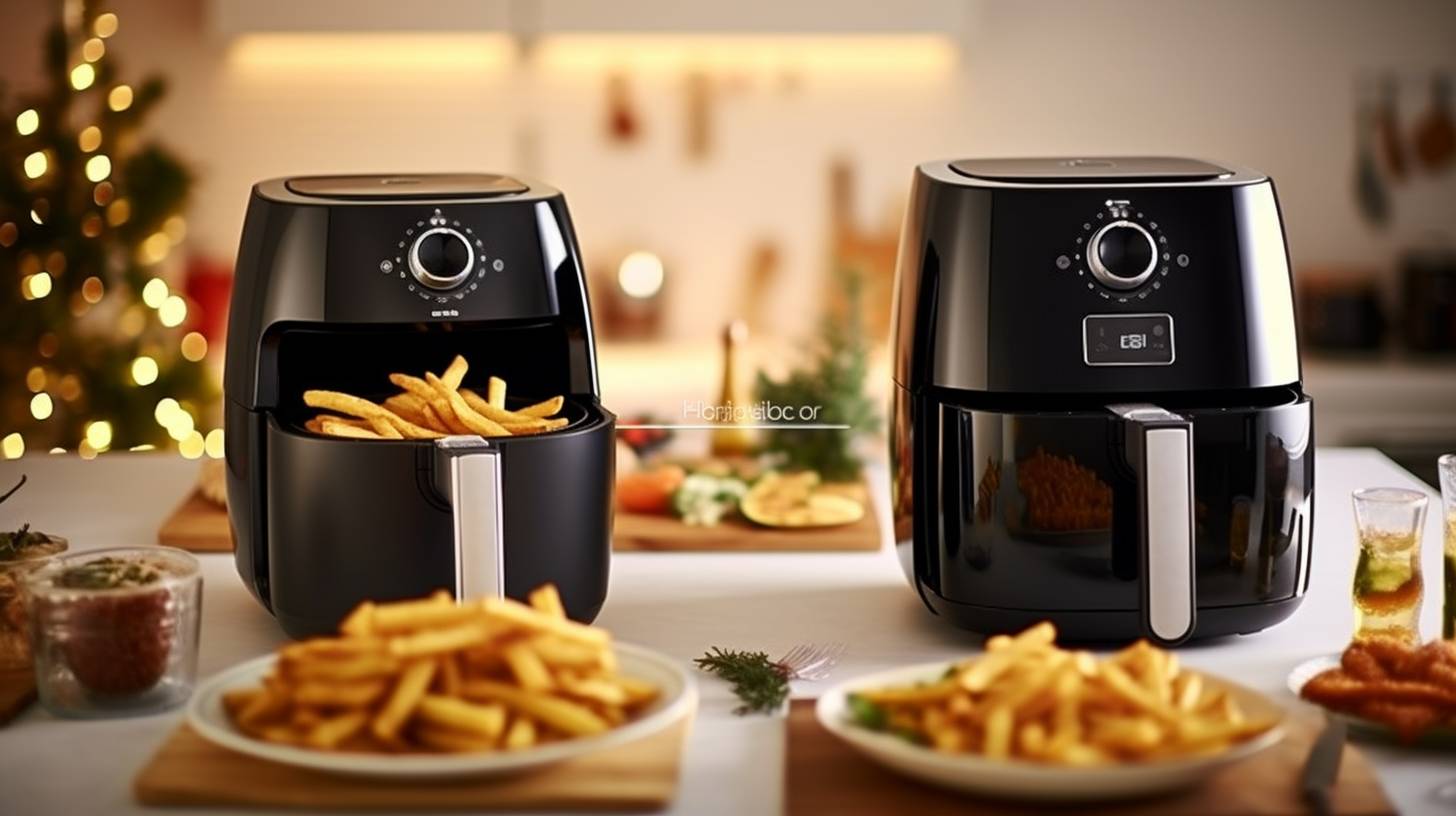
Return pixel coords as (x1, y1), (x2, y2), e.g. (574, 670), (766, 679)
(0, 447), (1451, 815)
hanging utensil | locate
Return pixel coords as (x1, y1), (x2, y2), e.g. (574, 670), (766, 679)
(1376, 75), (1407, 181)
(1354, 91), (1391, 226)
(1414, 72), (1455, 172)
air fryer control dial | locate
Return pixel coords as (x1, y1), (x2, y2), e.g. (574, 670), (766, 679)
(1088, 221), (1157, 290)
(408, 227), (475, 290)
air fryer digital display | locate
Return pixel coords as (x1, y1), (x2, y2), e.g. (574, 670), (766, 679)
(1082, 313), (1174, 366)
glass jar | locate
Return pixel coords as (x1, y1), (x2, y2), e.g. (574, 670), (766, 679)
(0, 533), (68, 671)
(25, 546), (202, 718)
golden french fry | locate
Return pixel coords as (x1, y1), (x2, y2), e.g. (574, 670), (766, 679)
(415, 724), (495, 753)
(528, 585), (567, 619)
(527, 635), (608, 669)
(237, 688), (290, 730)
(503, 716), (537, 750)
(372, 660), (437, 741)
(462, 679), (610, 736)
(418, 695), (508, 740)
(479, 597), (611, 646)
(1173, 671), (1203, 712)
(284, 653), (400, 682)
(306, 710), (370, 749)
(426, 372), (510, 437)
(222, 689), (262, 718)
(370, 592), (477, 632)
(437, 653), (463, 696)
(366, 415), (403, 439)
(517, 395), (564, 418)
(292, 679), (389, 708)
(420, 403), (449, 433)
(559, 677), (627, 707)
(442, 355), (469, 390)
(319, 418), (381, 439)
(304, 390), (441, 439)
(503, 640), (555, 691)
(459, 388), (561, 429)
(486, 376), (506, 409)
(983, 705), (1013, 759)
(339, 602), (375, 637)
(388, 622), (494, 658)
(303, 417), (325, 434)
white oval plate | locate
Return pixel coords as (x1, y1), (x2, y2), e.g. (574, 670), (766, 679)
(188, 641), (696, 779)
(1287, 654), (1456, 746)
(817, 660), (1286, 802)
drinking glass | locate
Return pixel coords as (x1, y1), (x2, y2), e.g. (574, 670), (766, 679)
(1439, 454), (1456, 640)
(1351, 487), (1427, 644)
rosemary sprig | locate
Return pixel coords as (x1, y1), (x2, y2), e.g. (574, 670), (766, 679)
(694, 647), (790, 715)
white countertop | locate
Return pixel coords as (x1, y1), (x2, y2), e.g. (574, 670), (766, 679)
(0, 448), (1451, 815)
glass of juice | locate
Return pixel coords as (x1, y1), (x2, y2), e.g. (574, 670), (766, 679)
(1439, 454), (1456, 640)
(1351, 487), (1428, 644)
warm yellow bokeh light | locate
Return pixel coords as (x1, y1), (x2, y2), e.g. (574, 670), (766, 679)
(25, 367), (46, 392)
(85, 154), (111, 182)
(78, 441), (97, 460)
(71, 63), (96, 90)
(139, 232), (171, 264)
(81, 276), (104, 303)
(85, 420), (113, 451)
(131, 355), (159, 386)
(179, 431), (205, 460)
(180, 331), (208, 362)
(23, 272), (53, 300)
(204, 429), (225, 459)
(78, 126), (102, 152)
(82, 37), (106, 62)
(2, 433), (24, 459)
(618, 251), (665, 299)
(16, 109), (39, 135)
(23, 151), (47, 179)
(129, 444), (156, 452)
(94, 12), (118, 38)
(159, 294), (187, 327)
(108, 84), (133, 111)
(49, 447), (65, 455)
(106, 198), (130, 226)
(142, 277), (168, 308)
(30, 393), (53, 420)
(163, 215), (187, 242)
(154, 397), (180, 425)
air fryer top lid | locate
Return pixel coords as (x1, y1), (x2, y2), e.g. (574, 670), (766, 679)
(284, 173), (528, 200)
(948, 157), (1233, 183)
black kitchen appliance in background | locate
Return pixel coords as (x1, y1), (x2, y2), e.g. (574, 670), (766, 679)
(890, 157), (1314, 646)
(224, 174), (614, 638)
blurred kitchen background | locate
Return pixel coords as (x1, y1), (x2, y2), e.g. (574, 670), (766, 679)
(1, 0), (1454, 483)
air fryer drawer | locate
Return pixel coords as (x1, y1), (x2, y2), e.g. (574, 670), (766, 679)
(894, 391), (1313, 626)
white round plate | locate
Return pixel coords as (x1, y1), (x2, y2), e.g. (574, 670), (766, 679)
(1287, 655), (1456, 746)
(188, 641), (696, 779)
(817, 660), (1286, 802)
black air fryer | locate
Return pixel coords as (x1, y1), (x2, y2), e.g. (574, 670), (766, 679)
(890, 157), (1313, 646)
(225, 173), (614, 638)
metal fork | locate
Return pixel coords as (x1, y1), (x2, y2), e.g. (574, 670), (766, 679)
(775, 642), (846, 681)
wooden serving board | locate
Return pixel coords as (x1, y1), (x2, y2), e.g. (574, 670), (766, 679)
(156, 490), (233, 553)
(785, 700), (1395, 816)
(135, 716), (691, 811)
(614, 480), (880, 552)
(159, 481), (881, 553)
(0, 667), (37, 726)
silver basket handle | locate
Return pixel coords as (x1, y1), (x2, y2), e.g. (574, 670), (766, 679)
(434, 436), (503, 601)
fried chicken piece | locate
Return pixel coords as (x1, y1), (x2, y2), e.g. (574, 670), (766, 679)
(1340, 643), (1387, 681)
(1352, 701), (1448, 743)
(1398, 641), (1456, 681)
(1357, 637), (1417, 675)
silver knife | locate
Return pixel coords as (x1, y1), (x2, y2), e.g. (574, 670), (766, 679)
(1301, 714), (1348, 816)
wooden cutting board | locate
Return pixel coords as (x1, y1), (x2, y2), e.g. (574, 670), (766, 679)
(134, 715), (691, 811)
(0, 667), (37, 725)
(159, 482), (881, 553)
(156, 490), (233, 553)
(784, 700), (1395, 816)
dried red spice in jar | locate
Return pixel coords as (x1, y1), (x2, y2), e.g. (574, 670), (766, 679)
(26, 547), (201, 717)
(49, 558), (173, 695)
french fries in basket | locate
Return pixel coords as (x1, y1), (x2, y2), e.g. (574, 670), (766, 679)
(301, 354), (570, 440)
(845, 623), (1279, 765)
(222, 586), (658, 754)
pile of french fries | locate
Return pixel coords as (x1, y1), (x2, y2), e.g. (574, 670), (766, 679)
(302, 355), (568, 440)
(222, 586), (658, 754)
(847, 623), (1278, 765)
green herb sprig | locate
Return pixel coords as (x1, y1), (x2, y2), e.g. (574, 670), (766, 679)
(694, 647), (790, 715)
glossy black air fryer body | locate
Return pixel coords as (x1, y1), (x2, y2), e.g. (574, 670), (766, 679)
(225, 174), (614, 638)
(890, 158), (1314, 642)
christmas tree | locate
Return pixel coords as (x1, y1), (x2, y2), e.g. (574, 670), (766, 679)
(0, 1), (215, 460)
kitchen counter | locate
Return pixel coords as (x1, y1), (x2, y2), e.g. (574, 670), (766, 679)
(0, 448), (1451, 815)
